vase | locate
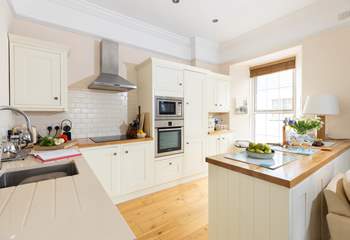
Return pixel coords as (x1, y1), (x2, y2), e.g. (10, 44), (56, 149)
(287, 129), (316, 146)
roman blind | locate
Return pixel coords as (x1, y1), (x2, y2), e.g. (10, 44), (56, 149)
(250, 57), (296, 78)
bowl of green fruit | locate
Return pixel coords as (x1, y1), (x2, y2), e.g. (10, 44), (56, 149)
(246, 143), (275, 159)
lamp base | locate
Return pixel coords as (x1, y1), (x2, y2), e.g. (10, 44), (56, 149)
(317, 115), (326, 140)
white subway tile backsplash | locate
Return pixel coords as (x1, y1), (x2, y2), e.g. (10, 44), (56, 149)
(15, 90), (131, 139)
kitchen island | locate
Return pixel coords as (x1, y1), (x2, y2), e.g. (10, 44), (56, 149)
(206, 141), (350, 240)
(0, 155), (135, 240)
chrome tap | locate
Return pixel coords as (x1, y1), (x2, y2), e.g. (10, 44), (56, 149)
(0, 106), (33, 165)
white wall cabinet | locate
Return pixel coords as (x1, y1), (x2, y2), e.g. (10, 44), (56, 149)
(81, 141), (153, 199)
(154, 64), (184, 98)
(9, 34), (69, 111)
(207, 73), (231, 113)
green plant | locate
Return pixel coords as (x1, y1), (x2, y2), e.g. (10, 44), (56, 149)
(288, 117), (323, 135)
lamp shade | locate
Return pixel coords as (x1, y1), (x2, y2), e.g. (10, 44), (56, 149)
(303, 95), (340, 115)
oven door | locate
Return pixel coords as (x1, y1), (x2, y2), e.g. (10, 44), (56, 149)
(156, 127), (184, 157)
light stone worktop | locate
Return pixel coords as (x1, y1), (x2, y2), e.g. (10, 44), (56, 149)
(0, 155), (135, 240)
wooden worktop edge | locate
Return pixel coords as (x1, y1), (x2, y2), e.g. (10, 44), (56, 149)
(206, 141), (350, 188)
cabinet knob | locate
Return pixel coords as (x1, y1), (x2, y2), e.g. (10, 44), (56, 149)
(54, 97), (59, 100)
(186, 142), (189, 145)
(219, 104), (223, 106)
(113, 153), (117, 156)
(169, 162), (173, 165)
(186, 102), (189, 105)
(179, 83), (183, 86)
(215, 104), (218, 106)
(125, 150), (129, 154)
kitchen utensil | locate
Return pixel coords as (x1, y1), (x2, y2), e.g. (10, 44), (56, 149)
(47, 126), (53, 136)
(61, 119), (72, 140)
(54, 125), (60, 137)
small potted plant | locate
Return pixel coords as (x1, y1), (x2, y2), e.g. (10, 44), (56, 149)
(285, 117), (323, 146)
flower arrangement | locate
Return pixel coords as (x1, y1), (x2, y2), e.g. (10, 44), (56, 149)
(285, 117), (323, 135)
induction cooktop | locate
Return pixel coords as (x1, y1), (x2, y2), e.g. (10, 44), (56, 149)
(90, 135), (128, 143)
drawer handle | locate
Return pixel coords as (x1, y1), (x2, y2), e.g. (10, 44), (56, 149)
(186, 142), (189, 145)
(179, 83), (183, 86)
(169, 162), (173, 165)
(125, 150), (128, 154)
(54, 97), (59, 100)
(113, 153), (117, 156)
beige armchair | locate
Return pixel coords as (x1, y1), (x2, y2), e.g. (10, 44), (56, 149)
(324, 173), (350, 240)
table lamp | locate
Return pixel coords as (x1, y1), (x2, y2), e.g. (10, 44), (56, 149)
(303, 95), (340, 140)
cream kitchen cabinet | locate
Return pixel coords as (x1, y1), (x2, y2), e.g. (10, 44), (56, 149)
(207, 73), (231, 113)
(206, 133), (234, 157)
(9, 34), (69, 111)
(81, 141), (153, 199)
(154, 64), (184, 98)
(155, 155), (182, 185)
(120, 142), (153, 194)
(183, 70), (207, 176)
(81, 145), (121, 197)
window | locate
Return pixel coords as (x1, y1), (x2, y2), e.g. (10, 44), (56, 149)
(253, 69), (295, 143)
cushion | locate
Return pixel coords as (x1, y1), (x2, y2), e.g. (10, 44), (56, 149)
(324, 174), (350, 217)
(343, 170), (350, 202)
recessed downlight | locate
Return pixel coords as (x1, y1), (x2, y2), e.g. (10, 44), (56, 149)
(212, 19), (219, 23)
(172, 0), (180, 4)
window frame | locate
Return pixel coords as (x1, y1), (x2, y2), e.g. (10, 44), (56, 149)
(252, 69), (297, 142)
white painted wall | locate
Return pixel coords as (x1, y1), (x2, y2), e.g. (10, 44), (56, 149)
(0, 0), (13, 136)
(303, 25), (350, 138)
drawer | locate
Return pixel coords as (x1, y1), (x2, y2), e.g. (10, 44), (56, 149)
(155, 155), (182, 185)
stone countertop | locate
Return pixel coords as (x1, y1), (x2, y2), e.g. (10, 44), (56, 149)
(0, 156), (135, 240)
(206, 140), (350, 188)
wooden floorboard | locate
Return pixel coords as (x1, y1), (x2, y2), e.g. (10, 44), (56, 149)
(117, 177), (208, 240)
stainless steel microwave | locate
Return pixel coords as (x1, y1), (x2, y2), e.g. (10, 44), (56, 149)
(155, 96), (183, 120)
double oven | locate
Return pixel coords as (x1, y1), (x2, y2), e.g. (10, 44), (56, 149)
(155, 96), (184, 158)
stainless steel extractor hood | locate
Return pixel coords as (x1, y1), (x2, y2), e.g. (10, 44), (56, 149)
(88, 40), (137, 92)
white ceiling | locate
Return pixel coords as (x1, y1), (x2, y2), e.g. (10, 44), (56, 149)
(86, 0), (320, 42)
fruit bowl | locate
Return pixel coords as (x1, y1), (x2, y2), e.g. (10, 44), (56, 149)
(246, 143), (275, 159)
(246, 149), (275, 159)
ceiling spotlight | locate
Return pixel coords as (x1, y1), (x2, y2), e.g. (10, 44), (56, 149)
(172, 0), (180, 3)
(212, 19), (219, 23)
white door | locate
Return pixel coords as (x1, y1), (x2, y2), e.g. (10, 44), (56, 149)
(154, 65), (183, 97)
(219, 134), (233, 154)
(81, 147), (120, 196)
(184, 70), (206, 138)
(12, 45), (61, 107)
(121, 142), (152, 194)
(184, 139), (204, 176)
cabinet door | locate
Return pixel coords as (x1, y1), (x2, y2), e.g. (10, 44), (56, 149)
(81, 147), (120, 196)
(207, 77), (218, 112)
(207, 136), (219, 157)
(184, 139), (204, 176)
(184, 70), (206, 138)
(219, 134), (233, 154)
(121, 142), (152, 194)
(217, 79), (230, 112)
(11, 45), (61, 107)
(154, 65), (183, 97)
(155, 155), (182, 185)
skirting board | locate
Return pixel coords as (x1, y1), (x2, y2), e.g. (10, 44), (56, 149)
(112, 171), (208, 204)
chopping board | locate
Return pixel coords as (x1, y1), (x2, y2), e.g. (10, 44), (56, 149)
(32, 140), (77, 151)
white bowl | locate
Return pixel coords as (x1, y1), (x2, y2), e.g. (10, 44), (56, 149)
(137, 133), (146, 138)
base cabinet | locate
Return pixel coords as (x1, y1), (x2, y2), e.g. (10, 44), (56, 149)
(155, 155), (182, 185)
(81, 141), (153, 199)
(184, 139), (205, 176)
(206, 133), (234, 157)
(120, 143), (153, 195)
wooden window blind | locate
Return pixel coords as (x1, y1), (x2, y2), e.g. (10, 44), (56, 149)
(249, 57), (296, 78)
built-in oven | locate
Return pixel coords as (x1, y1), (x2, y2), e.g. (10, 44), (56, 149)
(155, 96), (183, 120)
(155, 120), (184, 158)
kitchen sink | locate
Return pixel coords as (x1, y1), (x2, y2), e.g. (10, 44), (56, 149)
(0, 162), (79, 189)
